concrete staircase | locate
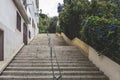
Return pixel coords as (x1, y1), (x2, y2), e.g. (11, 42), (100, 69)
(0, 34), (109, 80)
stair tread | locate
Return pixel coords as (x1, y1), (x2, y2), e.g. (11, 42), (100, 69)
(6, 66), (98, 69)
(0, 34), (109, 80)
(0, 75), (107, 78)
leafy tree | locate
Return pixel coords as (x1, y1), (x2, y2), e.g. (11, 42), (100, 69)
(59, 0), (90, 39)
(59, 0), (115, 39)
(89, 0), (115, 18)
(81, 16), (120, 64)
(98, 0), (120, 20)
(48, 17), (58, 33)
(59, 0), (120, 64)
(110, 0), (120, 20)
(38, 13), (50, 33)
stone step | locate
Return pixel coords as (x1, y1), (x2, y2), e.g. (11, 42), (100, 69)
(8, 63), (95, 67)
(6, 67), (99, 71)
(54, 46), (79, 50)
(13, 56), (86, 58)
(0, 75), (108, 80)
(10, 62), (94, 65)
(32, 38), (48, 40)
(20, 47), (80, 52)
(32, 39), (48, 42)
(19, 50), (85, 54)
(29, 41), (67, 45)
(20, 46), (50, 51)
(23, 45), (50, 48)
(9, 61), (93, 65)
(14, 57), (87, 60)
(11, 60), (93, 64)
(20, 49), (50, 53)
(29, 43), (49, 45)
(2, 71), (104, 76)
(15, 55), (86, 58)
(0, 34), (109, 80)
(33, 37), (63, 40)
(13, 59), (90, 62)
(12, 60), (92, 63)
(17, 54), (85, 58)
(16, 53), (85, 56)
(30, 46), (78, 50)
(31, 40), (66, 43)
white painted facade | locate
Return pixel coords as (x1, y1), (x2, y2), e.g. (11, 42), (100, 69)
(0, 0), (39, 60)
(27, 0), (39, 42)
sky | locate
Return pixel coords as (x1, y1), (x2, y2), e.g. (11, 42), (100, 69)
(39, 0), (63, 17)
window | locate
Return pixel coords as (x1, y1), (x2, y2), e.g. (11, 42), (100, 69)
(23, 0), (27, 10)
(17, 12), (21, 32)
(29, 17), (31, 24)
(32, 19), (35, 27)
(0, 29), (4, 61)
(29, 31), (31, 39)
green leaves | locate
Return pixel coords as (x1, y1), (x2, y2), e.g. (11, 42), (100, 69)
(38, 13), (50, 33)
(59, 0), (120, 64)
(48, 17), (58, 33)
(59, 0), (90, 39)
(81, 16), (120, 64)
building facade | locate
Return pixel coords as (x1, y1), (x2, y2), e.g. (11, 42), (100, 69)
(0, 0), (39, 61)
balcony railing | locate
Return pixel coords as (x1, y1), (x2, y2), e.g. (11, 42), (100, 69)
(13, 0), (30, 24)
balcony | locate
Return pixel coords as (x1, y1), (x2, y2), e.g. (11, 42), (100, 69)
(13, 0), (30, 24)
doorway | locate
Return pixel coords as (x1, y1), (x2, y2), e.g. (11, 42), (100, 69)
(23, 23), (28, 45)
(0, 29), (4, 61)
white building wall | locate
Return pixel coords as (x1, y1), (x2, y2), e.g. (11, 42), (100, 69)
(27, 0), (39, 38)
(0, 0), (39, 60)
(27, 8), (34, 42)
(0, 0), (24, 59)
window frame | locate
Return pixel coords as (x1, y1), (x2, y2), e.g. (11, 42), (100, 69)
(16, 12), (21, 32)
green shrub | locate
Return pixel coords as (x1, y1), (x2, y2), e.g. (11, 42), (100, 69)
(81, 16), (120, 64)
(59, 0), (120, 64)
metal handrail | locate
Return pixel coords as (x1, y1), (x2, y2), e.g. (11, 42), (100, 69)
(50, 47), (55, 80)
(47, 33), (62, 80)
(53, 47), (62, 80)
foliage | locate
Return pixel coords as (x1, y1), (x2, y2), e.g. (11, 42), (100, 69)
(99, 0), (120, 20)
(48, 17), (58, 33)
(56, 25), (61, 33)
(59, 0), (120, 64)
(38, 13), (50, 33)
(110, 0), (120, 20)
(81, 16), (120, 63)
(59, 0), (116, 39)
(38, 13), (58, 33)
(90, 0), (115, 18)
(59, 0), (90, 39)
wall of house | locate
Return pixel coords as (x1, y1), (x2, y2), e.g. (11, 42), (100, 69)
(0, 0), (24, 59)
(27, 0), (39, 42)
(28, 0), (39, 33)
(0, 0), (39, 60)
